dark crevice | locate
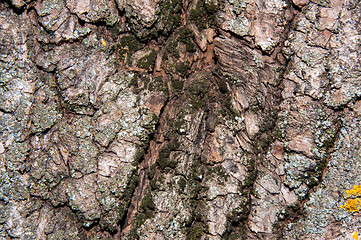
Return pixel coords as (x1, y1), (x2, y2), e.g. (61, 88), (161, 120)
(226, 2), (299, 238)
(1, 0), (351, 239)
(287, 0), (303, 13)
(113, 0), (126, 17)
(276, 113), (343, 237)
(1, 0), (31, 14)
(270, 3), (345, 234)
(0, 107), (13, 114)
(118, 92), (170, 238)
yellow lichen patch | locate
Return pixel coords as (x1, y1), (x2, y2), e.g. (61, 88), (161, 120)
(340, 198), (361, 212)
(346, 185), (361, 198)
(340, 185), (361, 213)
(101, 38), (107, 46)
(353, 231), (359, 240)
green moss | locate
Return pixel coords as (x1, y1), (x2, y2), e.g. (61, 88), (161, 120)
(117, 35), (143, 64)
(118, 48), (128, 62)
(190, 99), (205, 111)
(223, 95), (239, 118)
(186, 75), (210, 110)
(136, 50), (157, 70)
(223, 228), (248, 240)
(276, 203), (304, 229)
(259, 113), (277, 133)
(128, 75), (139, 95)
(163, 28), (195, 61)
(149, 178), (161, 190)
(106, 23), (123, 37)
(148, 165), (156, 180)
(322, 135), (336, 150)
(127, 212), (150, 239)
(273, 126), (283, 140)
(147, 76), (169, 97)
(187, 75), (209, 98)
(158, 0), (182, 36)
(175, 61), (191, 78)
(260, 136), (272, 150)
(190, 0), (218, 30)
(164, 40), (180, 60)
(156, 147), (177, 170)
(288, 203), (303, 218)
(187, 160), (204, 198)
(305, 176), (318, 187)
(141, 191), (155, 211)
(209, 165), (229, 182)
(217, 77), (228, 93)
(174, 119), (185, 135)
(171, 77), (184, 92)
(274, 66), (285, 86)
(312, 0), (330, 7)
(133, 146), (145, 165)
(123, 172), (139, 202)
(222, 198), (250, 240)
(162, 147), (174, 160)
(186, 224), (204, 240)
(182, 163), (208, 239)
(316, 156), (328, 179)
(212, 77), (241, 119)
(119, 35), (143, 52)
(128, 189), (156, 238)
(169, 138), (180, 151)
(178, 177), (187, 191)
(178, 28), (196, 53)
(244, 159), (256, 188)
(227, 201), (249, 224)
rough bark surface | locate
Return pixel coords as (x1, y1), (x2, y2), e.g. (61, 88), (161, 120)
(0, 0), (361, 239)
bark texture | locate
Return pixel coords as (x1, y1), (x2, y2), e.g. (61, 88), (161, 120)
(0, 0), (361, 239)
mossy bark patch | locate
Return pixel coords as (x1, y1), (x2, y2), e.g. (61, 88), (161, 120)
(136, 50), (157, 70)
